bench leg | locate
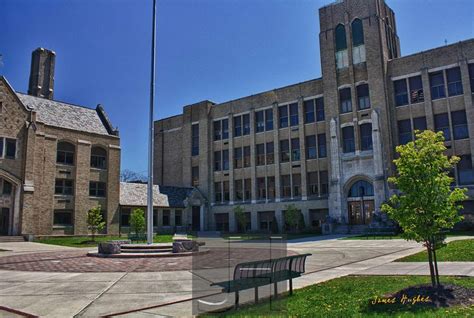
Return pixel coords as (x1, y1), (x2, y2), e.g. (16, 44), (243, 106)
(234, 291), (239, 309)
(255, 287), (258, 304)
(289, 278), (293, 295)
(274, 282), (278, 299)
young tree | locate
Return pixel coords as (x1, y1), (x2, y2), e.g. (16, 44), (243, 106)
(381, 130), (467, 287)
(87, 205), (106, 242)
(234, 205), (247, 233)
(130, 208), (146, 236)
(284, 204), (301, 233)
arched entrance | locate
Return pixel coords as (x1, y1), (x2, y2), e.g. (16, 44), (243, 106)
(347, 180), (375, 225)
(0, 170), (21, 236)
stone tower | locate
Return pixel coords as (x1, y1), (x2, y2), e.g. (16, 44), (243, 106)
(318, 0), (399, 224)
(28, 47), (56, 100)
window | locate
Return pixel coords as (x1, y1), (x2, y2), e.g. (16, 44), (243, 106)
(351, 19), (365, 64)
(3, 138), (16, 159)
(256, 144), (265, 165)
(214, 182), (222, 202)
(452, 110), (469, 140)
(162, 210), (170, 226)
(413, 116), (427, 132)
(90, 147), (107, 169)
(0, 138), (2, 158)
(192, 166), (199, 186)
(469, 63), (474, 92)
(318, 134), (327, 158)
(89, 181), (106, 197)
(409, 76), (424, 103)
(255, 110), (265, 133)
(215, 213), (229, 232)
(265, 109), (273, 131)
(234, 147), (243, 169)
(244, 178), (251, 201)
(348, 180), (374, 197)
(359, 123), (373, 151)
(266, 142), (274, 164)
(394, 79), (408, 106)
(213, 120), (221, 141)
(280, 140), (290, 162)
(55, 179), (73, 195)
(398, 119), (412, 145)
(267, 177), (275, 200)
(57, 141), (75, 165)
(191, 124), (199, 156)
(175, 210), (182, 226)
(120, 208), (131, 227)
(434, 113), (450, 141)
(2, 180), (12, 195)
(257, 177), (266, 200)
(446, 67), (463, 96)
(304, 99), (315, 123)
(289, 103), (298, 126)
(291, 138), (300, 161)
(429, 71), (446, 100)
(292, 173), (301, 197)
(281, 175), (291, 198)
(342, 126), (355, 153)
(278, 105), (288, 128)
(53, 210), (73, 226)
(458, 155), (474, 185)
(306, 135), (317, 159)
(235, 179), (243, 201)
(222, 119), (229, 139)
(307, 172), (318, 196)
(356, 84), (370, 110)
(315, 98), (325, 121)
(243, 146), (251, 167)
(223, 181), (230, 202)
(335, 24), (348, 69)
(234, 116), (242, 137)
(214, 151), (221, 171)
(320, 171), (328, 195)
(222, 149), (229, 171)
(242, 114), (250, 135)
(214, 119), (228, 140)
(339, 88), (352, 113)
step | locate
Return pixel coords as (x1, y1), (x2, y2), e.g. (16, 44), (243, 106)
(0, 236), (25, 243)
(120, 244), (172, 250)
(120, 248), (173, 253)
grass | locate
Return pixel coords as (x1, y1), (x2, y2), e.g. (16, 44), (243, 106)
(35, 234), (174, 248)
(398, 239), (474, 262)
(342, 230), (474, 240)
(204, 276), (474, 318)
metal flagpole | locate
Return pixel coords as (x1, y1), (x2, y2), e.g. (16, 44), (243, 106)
(147, 0), (157, 245)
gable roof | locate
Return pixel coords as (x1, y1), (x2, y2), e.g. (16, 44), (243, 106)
(119, 182), (194, 208)
(16, 93), (116, 136)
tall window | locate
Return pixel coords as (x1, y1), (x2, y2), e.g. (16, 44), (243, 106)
(398, 119), (412, 145)
(257, 177), (266, 200)
(315, 98), (325, 121)
(409, 76), (424, 103)
(191, 123), (199, 156)
(175, 210), (182, 226)
(214, 182), (222, 202)
(242, 114), (250, 135)
(266, 142), (274, 164)
(434, 113), (451, 141)
(306, 135), (317, 159)
(335, 24), (348, 69)
(55, 179), (73, 195)
(304, 99), (315, 123)
(446, 67), (463, 96)
(255, 110), (265, 133)
(244, 178), (251, 201)
(339, 88), (352, 113)
(214, 151), (221, 171)
(192, 166), (199, 186)
(452, 110), (469, 140)
(243, 146), (251, 167)
(89, 181), (106, 197)
(292, 173), (301, 197)
(0, 138), (16, 159)
(235, 179), (243, 201)
(281, 175), (291, 198)
(351, 19), (365, 64)
(213, 120), (221, 141)
(54, 210), (73, 226)
(222, 119), (229, 139)
(57, 141), (75, 165)
(320, 171), (329, 195)
(291, 138), (300, 161)
(394, 79), (408, 106)
(222, 150), (229, 171)
(234, 147), (243, 169)
(289, 103), (299, 126)
(318, 133), (327, 158)
(234, 116), (242, 137)
(413, 116), (427, 132)
(213, 119), (228, 140)
(163, 210), (170, 226)
(256, 144), (265, 166)
(90, 147), (107, 169)
(469, 63), (474, 92)
(458, 155), (474, 185)
(279, 105), (288, 128)
(356, 84), (370, 110)
(342, 126), (355, 153)
(307, 172), (318, 196)
(265, 109), (273, 131)
(2, 180), (12, 195)
(280, 140), (290, 162)
(429, 71), (446, 100)
(223, 181), (230, 202)
(359, 123), (373, 151)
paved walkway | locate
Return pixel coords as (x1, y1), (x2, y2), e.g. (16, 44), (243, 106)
(0, 236), (472, 317)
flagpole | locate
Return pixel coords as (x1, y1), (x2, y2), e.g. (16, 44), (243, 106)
(147, 0), (157, 245)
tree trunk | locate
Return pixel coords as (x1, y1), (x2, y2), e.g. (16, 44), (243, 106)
(432, 237), (440, 287)
(426, 241), (436, 287)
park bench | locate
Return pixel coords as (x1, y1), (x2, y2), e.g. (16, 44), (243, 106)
(365, 227), (397, 239)
(210, 253), (311, 308)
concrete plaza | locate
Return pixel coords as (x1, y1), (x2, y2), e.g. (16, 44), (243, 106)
(0, 236), (472, 317)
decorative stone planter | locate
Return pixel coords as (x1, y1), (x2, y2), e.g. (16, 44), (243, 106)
(98, 240), (131, 254)
(172, 239), (199, 253)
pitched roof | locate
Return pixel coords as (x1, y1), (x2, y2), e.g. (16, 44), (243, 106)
(16, 93), (114, 136)
(119, 182), (194, 208)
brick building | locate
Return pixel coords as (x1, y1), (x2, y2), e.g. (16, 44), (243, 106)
(154, 0), (474, 233)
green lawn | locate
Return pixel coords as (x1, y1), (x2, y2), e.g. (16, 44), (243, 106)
(204, 276), (474, 318)
(398, 239), (474, 262)
(342, 231), (474, 240)
(35, 234), (174, 248)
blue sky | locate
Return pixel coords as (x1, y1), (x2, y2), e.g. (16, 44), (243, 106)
(1, 0), (473, 174)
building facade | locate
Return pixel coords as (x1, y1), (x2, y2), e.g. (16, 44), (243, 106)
(154, 0), (474, 233)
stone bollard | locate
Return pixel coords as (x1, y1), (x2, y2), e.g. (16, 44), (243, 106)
(98, 240), (131, 254)
(172, 239), (199, 253)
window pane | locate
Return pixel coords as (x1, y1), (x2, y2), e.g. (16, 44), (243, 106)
(316, 97), (325, 121)
(213, 121), (221, 140)
(340, 88), (352, 113)
(291, 138), (300, 161)
(409, 76), (424, 103)
(222, 119), (229, 139)
(289, 103), (299, 126)
(222, 150), (229, 170)
(307, 172), (318, 196)
(233, 116), (242, 137)
(452, 110), (469, 140)
(458, 155), (474, 185)
(357, 84), (370, 110)
(214, 151), (221, 171)
(469, 64), (474, 92)
(318, 134), (327, 158)
(280, 140), (290, 162)
(5, 139), (16, 158)
(359, 123), (373, 150)
(320, 171), (328, 195)
(342, 126), (355, 153)
(446, 67), (463, 96)
(398, 119), (412, 145)
(243, 146), (251, 167)
(335, 24), (347, 51)
(434, 113), (451, 141)
(394, 79), (408, 106)
(266, 142), (274, 164)
(0, 138), (3, 158)
(306, 135), (317, 159)
(279, 106), (288, 128)
(255, 111), (265, 133)
(192, 124), (199, 156)
(265, 109), (273, 131)
(304, 99), (315, 123)
(351, 19), (364, 46)
(413, 117), (427, 132)
(243, 114), (250, 135)
(292, 173), (301, 197)
(54, 210), (73, 226)
(256, 144), (265, 166)
(234, 147), (243, 169)
(429, 72), (446, 100)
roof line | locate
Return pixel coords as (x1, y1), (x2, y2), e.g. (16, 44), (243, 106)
(15, 91), (98, 111)
(391, 38), (474, 62)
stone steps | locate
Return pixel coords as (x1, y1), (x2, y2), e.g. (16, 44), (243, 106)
(0, 236), (25, 243)
(120, 248), (173, 254)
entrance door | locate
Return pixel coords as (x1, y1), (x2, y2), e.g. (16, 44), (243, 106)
(192, 206), (201, 231)
(348, 200), (374, 225)
(0, 208), (9, 235)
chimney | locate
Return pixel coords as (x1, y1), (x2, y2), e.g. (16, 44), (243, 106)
(28, 48), (56, 100)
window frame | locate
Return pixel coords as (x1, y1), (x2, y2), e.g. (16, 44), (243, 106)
(342, 126), (355, 153)
(55, 179), (74, 196)
(339, 88), (352, 113)
(89, 181), (106, 197)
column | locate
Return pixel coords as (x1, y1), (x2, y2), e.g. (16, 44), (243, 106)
(200, 205), (205, 231)
(329, 118), (343, 222)
(250, 108), (257, 203)
(297, 96), (308, 200)
(273, 103), (281, 201)
(228, 113), (235, 204)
